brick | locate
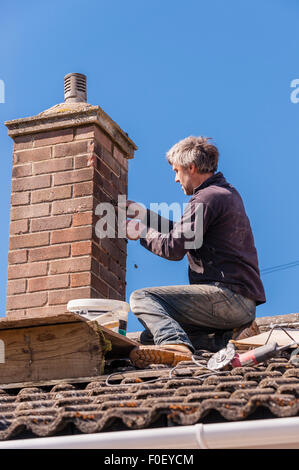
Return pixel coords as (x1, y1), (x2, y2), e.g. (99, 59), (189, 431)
(74, 154), (89, 169)
(100, 236), (127, 257)
(11, 192), (30, 206)
(90, 288), (102, 299)
(8, 262), (48, 280)
(94, 127), (112, 152)
(102, 176), (119, 200)
(6, 309), (26, 317)
(108, 286), (123, 301)
(73, 212), (94, 227)
(53, 168), (93, 186)
(28, 274), (69, 292)
(109, 257), (126, 281)
(99, 265), (120, 292)
(49, 256), (91, 275)
(9, 219), (29, 235)
(53, 140), (89, 158)
(14, 146), (51, 163)
(28, 244), (70, 262)
(8, 249), (27, 264)
(11, 203), (50, 221)
(94, 184), (110, 204)
(9, 232), (49, 250)
(91, 257), (99, 275)
(51, 226), (92, 244)
(75, 125), (96, 140)
(113, 145), (128, 170)
(11, 174), (51, 192)
(31, 215), (72, 232)
(93, 169), (103, 188)
(12, 163), (32, 178)
(71, 272), (91, 288)
(33, 157), (73, 175)
(6, 279), (26, 295)
(91, 243), (109, 269)
(31, 186), (72, 204)
(110, 171), (121, 190)
(13, 135), (34, 151)
(73, 181), (93, 198)
(97, 159), (111, 180)
(34, 128), (73, 147)
(48, 287), (91, 305)
(91, 273), (109, 297)
(52, 196), (93, 215)
(74, 154), (97, 169)
(72, 240), (92, 257)
(21, 304), (69, 317)
(94, 142), (120, 176)
(7, 292), (47, 310)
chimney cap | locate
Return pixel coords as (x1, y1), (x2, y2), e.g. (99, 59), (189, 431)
(64, 73), (87, 103)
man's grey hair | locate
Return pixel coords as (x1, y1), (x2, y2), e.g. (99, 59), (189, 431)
(166, 136), (219, 173)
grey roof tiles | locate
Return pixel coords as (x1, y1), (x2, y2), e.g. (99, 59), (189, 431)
(0, 350), (298, 441)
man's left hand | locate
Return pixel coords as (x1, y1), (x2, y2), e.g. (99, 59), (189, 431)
(126, 219), (146, 240)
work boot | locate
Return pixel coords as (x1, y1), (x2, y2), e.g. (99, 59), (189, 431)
(232, 320), (260, 341)
(129, 344), (192, 369)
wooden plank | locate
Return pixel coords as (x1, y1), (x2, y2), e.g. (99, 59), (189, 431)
(231, 328), (299, 349)
(93, 323), (139, 359)
(0, 314), (140, 386)
(0, 312), (87, 331)
(0, 321), (103, 384)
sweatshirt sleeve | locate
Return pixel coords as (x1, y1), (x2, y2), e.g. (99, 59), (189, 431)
(140, 198), (212, 260)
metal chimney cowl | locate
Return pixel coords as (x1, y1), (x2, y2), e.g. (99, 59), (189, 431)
(64, 73), (87, 103)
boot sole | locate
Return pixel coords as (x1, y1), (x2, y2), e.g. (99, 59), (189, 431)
(129, 346), (192, 369)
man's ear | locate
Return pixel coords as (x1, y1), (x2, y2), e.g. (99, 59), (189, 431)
(189, 163), (197, 174)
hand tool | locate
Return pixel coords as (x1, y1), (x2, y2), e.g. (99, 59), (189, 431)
(207, 324), (299, 371)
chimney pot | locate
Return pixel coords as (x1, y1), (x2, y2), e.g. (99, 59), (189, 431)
(64, 73), (87, 103)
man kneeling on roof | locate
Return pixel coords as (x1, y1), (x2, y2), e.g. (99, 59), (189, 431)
(123, 136), (266, 369)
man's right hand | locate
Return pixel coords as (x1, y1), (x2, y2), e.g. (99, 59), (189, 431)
(117, 199), (147, 221)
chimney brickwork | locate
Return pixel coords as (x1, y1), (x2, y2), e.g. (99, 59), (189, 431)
(5, 86), (137, 318)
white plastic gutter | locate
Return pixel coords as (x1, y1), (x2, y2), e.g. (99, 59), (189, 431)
(0, 417), (298, 449)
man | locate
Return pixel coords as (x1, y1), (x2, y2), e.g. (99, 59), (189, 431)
(125, 136), (266, 368)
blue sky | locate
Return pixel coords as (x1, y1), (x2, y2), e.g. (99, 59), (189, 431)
(0, 0), (298, 332)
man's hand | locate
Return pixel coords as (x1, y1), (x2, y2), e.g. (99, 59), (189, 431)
(125, 219), (146, 241)
(117, 199), (147, 221)
(116, 199), (147, 240)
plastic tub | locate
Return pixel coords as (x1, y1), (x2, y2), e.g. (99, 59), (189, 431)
(67, 299), (130, 336)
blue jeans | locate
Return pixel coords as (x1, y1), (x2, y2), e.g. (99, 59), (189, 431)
(129, 283), (256, 353)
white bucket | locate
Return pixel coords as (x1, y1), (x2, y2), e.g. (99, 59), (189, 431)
(67, 299), (130, 336)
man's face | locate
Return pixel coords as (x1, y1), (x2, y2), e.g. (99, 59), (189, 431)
(172, 164), (194, 195)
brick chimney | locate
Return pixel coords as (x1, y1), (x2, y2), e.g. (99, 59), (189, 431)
(5, 73), (137, 318)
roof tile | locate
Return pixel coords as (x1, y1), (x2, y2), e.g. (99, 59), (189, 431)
(0, 346), (298, 440)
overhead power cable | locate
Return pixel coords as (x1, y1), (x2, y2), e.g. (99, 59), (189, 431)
(261, 260), (299, 275)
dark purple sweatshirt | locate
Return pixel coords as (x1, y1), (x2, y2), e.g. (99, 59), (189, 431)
(140, 172), (266, 305)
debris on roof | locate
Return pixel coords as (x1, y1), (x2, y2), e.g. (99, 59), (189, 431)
(0, 313), (298, 442)
(0, 343), (298, 441)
